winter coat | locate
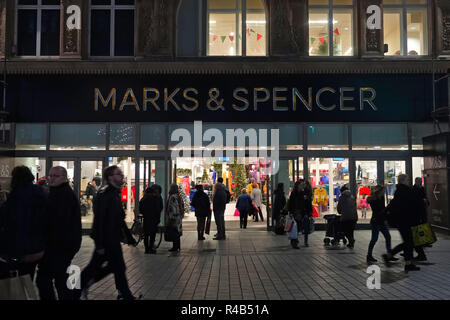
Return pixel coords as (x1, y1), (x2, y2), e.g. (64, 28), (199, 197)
(236, 194), (253, 214)
(46, 182), (82, 257)
(165, 193), (183, 235)
(139, 193), (163, 234)
(337, 190), (358, 222)
(191, 190), (211, 218)
(367, 196), (386, 226)
(359, 198), (369, 209)
(287, 189), (313, 220)
(213, 183), (227, 212)
(312, 187), (328, 206)
(273, 189), (287, 220)
(251, 188), (263, 207)
(412, 185), (428, 224)
(85, 183), (97, 198)
(0, 183), (47, 260)
(91, 185), (134, 249)
(386, 184), (422, 228)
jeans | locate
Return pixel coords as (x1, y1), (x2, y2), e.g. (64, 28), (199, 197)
(391, 226), (414, 262)
(367, 224), (392, 257)
(293, 216), (310, 245)
(240, 210), (249, 228)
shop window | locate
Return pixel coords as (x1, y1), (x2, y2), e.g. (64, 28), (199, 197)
(383, 0), (428, 56)
(307, 124), (348, 150)
(90, 0), (135, 57)
(50, 124), (106, 150)
(15, 123), (46, 150)
(352, 124), (408, 150)
(109, 157), (135, 222)
(384, 160), (406, 203)
(308, 0), (354, 57)
(140, 124), (166, 150)
(15, 157), (47, 183)
(110, 123), (136, 150)
(412, 157), (424, 181)
(0, 123), (12, 145)
(207, 0), (266, 56)
(410, 122), (442, 150)
(16, 0), (60, 56)
(279, 124), (303, 150)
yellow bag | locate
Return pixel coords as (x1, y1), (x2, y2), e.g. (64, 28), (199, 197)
(411, 223), (437, 247)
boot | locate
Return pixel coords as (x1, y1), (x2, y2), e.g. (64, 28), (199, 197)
(198, 231), (205, 241)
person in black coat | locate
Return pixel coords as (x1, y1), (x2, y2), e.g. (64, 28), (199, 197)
(139, 184), (163, 254)
(80, 165), (140, 300)
(273, 183), (287, 224)
(191, 185), (211, 240)
(287, 179), (313, 248)
(212, 178), (227, 240)
(412, 177), (429, 261)
(36, 166), (82, 300)
(382, 174), (422, 272)
(0, 166), (47, 280)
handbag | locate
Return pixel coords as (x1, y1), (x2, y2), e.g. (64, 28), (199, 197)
(164, 226), (180, 242)
(234, 208), (240, 217)
(411, 223), (437, 247)
(205, 211), (211, 235)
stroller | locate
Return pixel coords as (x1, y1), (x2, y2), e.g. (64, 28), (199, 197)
(323, 214), (347, 246)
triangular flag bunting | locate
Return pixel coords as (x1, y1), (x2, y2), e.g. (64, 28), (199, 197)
(213, 34), (218, 42)
(319, 37), (324, 44)
(250, 29), (255, 34)
(334, 28), (340, 36)
(229, 35), (234, 42)
(257, 33), (263, 41)
(246, 28), (250, 36)
(311, 37), (316, 44)
(220, 36), (226, 43)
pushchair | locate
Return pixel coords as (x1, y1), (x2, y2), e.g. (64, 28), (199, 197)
(323, 214), (347, 246)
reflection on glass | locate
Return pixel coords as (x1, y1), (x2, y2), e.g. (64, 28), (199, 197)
(355, 161), (377, 221)
(384, 11), (402, 55)
(307, 124), (348, 150)
(15, 124), (46, 150)
(50, 124), (106, 150)
(80, 161), (103, 224)
(352, 124), (408, 150)
(110, 124), (135, 150)
(384, 160), (406, 204)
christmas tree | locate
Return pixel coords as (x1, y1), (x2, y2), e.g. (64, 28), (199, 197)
(229, 158), (247, 200)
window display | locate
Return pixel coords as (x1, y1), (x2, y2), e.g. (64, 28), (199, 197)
(384, 160), (406, 204)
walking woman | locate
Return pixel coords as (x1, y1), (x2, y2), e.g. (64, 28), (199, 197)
(139, 184), (163, 254)
(287, 179), (313, 248)
(165, 184), (184, 252)
(337, 185), (358, 249)
(366, 185), (397, 263)
(236, 189), (252, 229)
(191, 185), (211, 240)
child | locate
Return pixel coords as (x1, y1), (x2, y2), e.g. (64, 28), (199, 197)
(359, 194), (369, 219)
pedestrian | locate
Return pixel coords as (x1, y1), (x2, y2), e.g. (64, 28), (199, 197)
(36, 166), (82, 300)
(37, 178), (49, 196)
(139, 184), (163, 254)
(0, 166), (47, 281)
(337, 185), (358, 249)
(366, 185), (397, 263)
(236, 189), (253, 229)
(411, 177), (429, 261)
(80, 165), (140, 300)
(359, 194), (369, 219)
(93, 172), (102, 188)
(212, 177), (227, 240)
(287, 179), (313, 248)
(191, 184), (211, 241)
(165, 184), (184, 252)
(382, 174), (422, 272)
(272, 183), (286, 227)
(251, 183), (264, 222)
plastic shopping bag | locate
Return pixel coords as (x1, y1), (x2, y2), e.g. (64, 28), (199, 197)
(287, 220), (298, 240)
(411, 223), (437, 247)
(284, 214), (294, 232)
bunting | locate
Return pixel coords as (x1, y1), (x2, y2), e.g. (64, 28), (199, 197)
(319, 37), (325, 44)
(211, 31), (264, 42)
(334, 28), (340, 36)
(220, 36), (226, 43)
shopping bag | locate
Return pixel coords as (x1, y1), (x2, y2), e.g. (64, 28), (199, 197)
(0, 273), (38, 300)
(312, 206), (319, 218)
(164, 226), (180, 242)
(205, 212), (211, 235)
(411, 223), (437, 247)
(234, 208), (240, 217)
(284, 215), (294, 232)
(287, 220), (298, 240)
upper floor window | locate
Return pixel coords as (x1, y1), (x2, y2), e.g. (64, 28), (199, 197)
(383, 0), (428, 56)
(16, 0), (60, 57)
(207, 0), (266, 56)
(309, 0), (354, 56)
(90, 0), (135, 57)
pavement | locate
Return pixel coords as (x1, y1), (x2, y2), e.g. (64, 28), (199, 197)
(72, 229), (450, 300)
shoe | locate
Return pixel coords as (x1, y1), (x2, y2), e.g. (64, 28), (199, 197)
(405, 264), (420, 272)
(413, 255), (427, 262)
(389, 256), (399, 262)
(366, 255), (377, 263)
(382, 254), (392, 267)
(198, 237), (205, 241)
(168, 248), (179, 252)
(213, 237), (225, 240)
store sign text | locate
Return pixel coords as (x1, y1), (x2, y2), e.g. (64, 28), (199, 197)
(94, 87), (377, 112)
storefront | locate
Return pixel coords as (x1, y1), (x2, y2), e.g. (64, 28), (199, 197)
(0, 72), (447, 229)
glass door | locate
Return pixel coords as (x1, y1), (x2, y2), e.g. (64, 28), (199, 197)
(384, 160), (406, 204)
(141, 158), (168, 226)
(355, 160), (378, 222)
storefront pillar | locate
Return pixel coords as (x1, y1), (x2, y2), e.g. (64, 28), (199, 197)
(60, 0), (82, 59)
(436, 0), (450, 56)
(358, 0), (384, 57)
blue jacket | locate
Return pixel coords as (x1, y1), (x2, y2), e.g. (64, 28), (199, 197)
(236, 194), (252, 213)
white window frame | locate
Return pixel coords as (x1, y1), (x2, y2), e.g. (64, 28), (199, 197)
(206, 0), (267, 57)
(383, 0), (429, 57)
(15, 0), (61, 58)
(308, 0), (355, 57)
(89, 0), (135, 58)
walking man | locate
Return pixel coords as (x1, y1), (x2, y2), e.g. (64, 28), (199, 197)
(36, 166), (82, 300)
(213, 177), (228, 240)
(80, 165), (139, 300)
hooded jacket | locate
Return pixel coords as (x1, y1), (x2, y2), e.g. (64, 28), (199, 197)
(139, 193), (163, 234)
(337, 190), (358, 222)
(191, 190), (211, 218)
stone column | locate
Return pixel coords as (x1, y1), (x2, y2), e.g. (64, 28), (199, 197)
(136, 0), (180, 58)
(359, 0), (384, 57)
(267, 0), (308, 57)
(60, 0), (82, 58)
(0, 0), (5, 57)
(436, 0), (450, 56)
